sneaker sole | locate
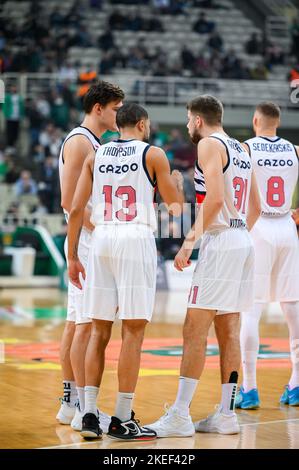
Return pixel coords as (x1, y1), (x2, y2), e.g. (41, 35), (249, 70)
(148, 430), (195, 438)
(56, 418), (73, 425)
(107, 434), (157, 441)
(196, 427), (240, 435)
(71, 425), (82, 432)
(80, 430), (103, 440)
(238, 404), (260, 410)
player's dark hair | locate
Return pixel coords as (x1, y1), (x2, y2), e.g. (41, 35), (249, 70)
(83, 81), (124, 113)
(256, 101), (281, 120)
(116, 103), (148, 128)
(187, 95), (223, 126)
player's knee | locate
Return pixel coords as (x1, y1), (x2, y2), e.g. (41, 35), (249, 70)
(75, 323), (91, 341)
(122, 320), (147, 338)
(64, 321), (75, 336)
(91, 321), (112, 345)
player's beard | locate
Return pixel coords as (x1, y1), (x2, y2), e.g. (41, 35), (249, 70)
(189, 128), (202, 145)
(143, 131), (150, 143)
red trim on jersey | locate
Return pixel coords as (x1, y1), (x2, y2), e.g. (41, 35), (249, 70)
(196, 193), (206, 204)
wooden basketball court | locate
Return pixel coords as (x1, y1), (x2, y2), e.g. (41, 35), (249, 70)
(0, 288), (298, 449)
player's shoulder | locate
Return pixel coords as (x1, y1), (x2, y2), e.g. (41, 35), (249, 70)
(147, 145), (166, 158)
(198, 136), (226, 153)
(64, 132), (94, 152)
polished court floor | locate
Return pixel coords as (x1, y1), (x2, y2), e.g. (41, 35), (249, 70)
(0, 287), (298, 449)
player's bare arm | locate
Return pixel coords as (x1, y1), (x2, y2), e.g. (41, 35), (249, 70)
(174, 138), (225, 271)
(67, 152), (95, 289)
(61, 135), (95, 232)
(147, 146), (184, 216)
(246, 171), (261, 231)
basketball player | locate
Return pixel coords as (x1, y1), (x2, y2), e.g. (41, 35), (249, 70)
(146, 95), (261, 437)
(67, 103), (184, 440)
(236, 102), (299, 409)
(56, 81), (124, 431)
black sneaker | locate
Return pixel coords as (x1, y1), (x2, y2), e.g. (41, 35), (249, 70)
(107, 411), (157, 441)
(80, 413), (103, 440)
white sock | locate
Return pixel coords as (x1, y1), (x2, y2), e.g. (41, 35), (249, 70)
(115, 392), (134, 422)
(173, 376), (198, 417)
(281, 302), (299, 389)
(63, 380), (78, 407)
(240, 303), (265, 392)
(84, 386), (99, 415)
(76, 387), (85, 412)
(220, 383), (237, 415)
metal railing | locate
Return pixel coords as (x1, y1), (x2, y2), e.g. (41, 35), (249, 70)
(0, 72), (294, 108)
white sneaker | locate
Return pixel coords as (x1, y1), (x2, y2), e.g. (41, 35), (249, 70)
(56, 400), (76, 425)
(98, 410), (111, 434)
(71, 406), (111, 433)
(71, 403), (83, 431)
(194, 406), (240, 435)
(146, 405), (195, 438)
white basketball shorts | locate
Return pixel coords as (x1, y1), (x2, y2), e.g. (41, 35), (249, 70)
(251, 214), (299, 302)
(83, 224), (157, 322)
(65, 228), (92, 324)
(188, 228), (254, 313)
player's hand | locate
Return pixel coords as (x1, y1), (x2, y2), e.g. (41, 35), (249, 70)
(68, 259), (86, 290)
(171, 170), (184, 191)
(174, 246), (192, 272)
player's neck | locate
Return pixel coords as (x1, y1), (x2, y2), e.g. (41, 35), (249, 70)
(120, 131), (141, 141)
(256, 128), (278, 138)
(206, 126), (225, 138)
(81, 116), (106, 138)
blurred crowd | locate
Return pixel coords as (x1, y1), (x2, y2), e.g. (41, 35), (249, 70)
(0, 0), (298, 80)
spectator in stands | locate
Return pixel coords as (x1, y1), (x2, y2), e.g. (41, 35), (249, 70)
(109, 10), (126, 30)
(38, 155), (59, 213)
(39, 123), (63, 158)
(165, 129), (186, 160)
(181, 45), (195, 72)
(3, 85), (25, 147)
(193, 12), (215, 34)
(290, 16), (299, 60)
(50, 92), (70, 131)
(26, 98), (44, 149)
(98, 29), (115, 50)
(150, 124), (169, 147)
(245, 33), (262, 55)
(264, 41), (285, 68)
(251, 61), (268, 80)
(14, 170), (37, 197)
(207, 29), (224, 53)
(3, 149), (19, 184)
(99, 50), (116, 74)
(58, 62), (78, 82)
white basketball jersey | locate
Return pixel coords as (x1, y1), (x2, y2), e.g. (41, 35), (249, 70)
(245, 136), (299, 217)
(90, 139), (157, 231)
(196, 132), (252, 232)
(58, 126), (101, 222)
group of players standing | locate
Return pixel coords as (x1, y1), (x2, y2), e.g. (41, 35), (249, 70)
(56, 80), (299, 441)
